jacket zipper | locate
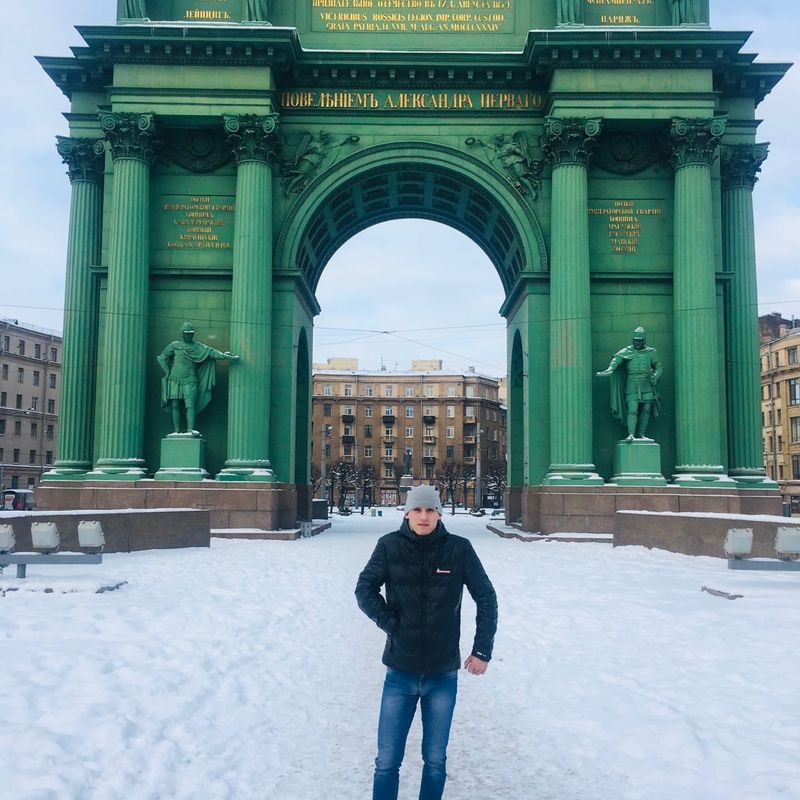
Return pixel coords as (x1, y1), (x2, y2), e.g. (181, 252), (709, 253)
(421, 545), (429, 673)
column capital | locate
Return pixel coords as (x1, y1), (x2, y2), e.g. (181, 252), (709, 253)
(668, 116), (726, 169)
(99, 111), (158, 163)
(720, 143), (769, 191)
(224, 113), (280, 165)
(541, 116), (602, 168)
(56, 136), (105, 184)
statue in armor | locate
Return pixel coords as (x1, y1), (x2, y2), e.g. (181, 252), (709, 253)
(119, 0), (148, 19)
(557, 0), (584, 25)
(243, 0), (271, 22)
(670, 0), (702, 25)
(157, 322), (239, 435)
(596, 327), (663, 440)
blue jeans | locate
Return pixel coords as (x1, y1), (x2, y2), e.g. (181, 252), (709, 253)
(372, 668), (458, 800)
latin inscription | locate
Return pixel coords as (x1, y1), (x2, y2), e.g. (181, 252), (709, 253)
(281, 90), (542, 112)
(311, 0), (516, 34)
(588, 200), (662, 254)
(162, 195), (235, 251)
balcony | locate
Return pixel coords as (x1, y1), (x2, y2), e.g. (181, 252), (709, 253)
(341, 435), (355, 445)
(423, 435), (436, 445)
(422, 414), (436, 425)
(383, 455), (395, 463)
(381, 414), (396, 425)
(383, 434), (396, 443)
(341, 454), (355, 463)
(464, 415), (476, 424)
(341, 413), (355, 423)
(463, 435), (477, 444)
(422, 456), (436, 465)
(464, 456), (476, 465)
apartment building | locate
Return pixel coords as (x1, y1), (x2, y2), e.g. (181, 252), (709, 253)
(760, 314), (800, 512)
(0, 319), (62, 493)
(311, 360), (506, 506)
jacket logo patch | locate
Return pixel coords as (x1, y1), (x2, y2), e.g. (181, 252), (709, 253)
(436, 568), (451, 574)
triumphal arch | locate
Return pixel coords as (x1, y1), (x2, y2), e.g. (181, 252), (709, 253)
(38, 1), (788, 532)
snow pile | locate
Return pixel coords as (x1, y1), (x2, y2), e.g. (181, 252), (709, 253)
(1, 510), (798, 799)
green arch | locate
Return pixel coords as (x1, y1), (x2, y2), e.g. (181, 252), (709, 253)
(274, 141), (548, 300)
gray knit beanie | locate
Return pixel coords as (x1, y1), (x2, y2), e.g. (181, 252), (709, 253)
(403, 485), (443, 514)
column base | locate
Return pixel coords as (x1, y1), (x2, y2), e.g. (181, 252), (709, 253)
(671, 465), (736, 488)
(216, 460), (277, 482)
(728, 468), (780, 490)
(40, 462), (92, 481)
(154, 433), (210, 482)
(611, 438), (667, 487)
(543, 464), (604, 486)
(85, 459), (149, 481)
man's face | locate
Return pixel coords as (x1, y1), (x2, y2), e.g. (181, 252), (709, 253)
(633, 336), (645, 350)
(406, 507), (441, 536)
(182, 331), (194, 343)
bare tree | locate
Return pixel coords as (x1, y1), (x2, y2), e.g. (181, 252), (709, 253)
(484, 461), (507, 507)
(310, 464), (322, 499)
(459, 464), (476, 509)
(435, 462), (460, 515)
(337, 461), (359, 510)
(357, 464), (377, 514)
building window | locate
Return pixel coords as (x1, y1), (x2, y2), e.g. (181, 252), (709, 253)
(446, 445), (455, 459)
(789, 347), (798, 365)
(791, 417), (800, 443)
(777, 409), (782, 424)
(364, 385), (373, 397)
(34, 343), (41, 359)
(384, 385), (394, 397)
(794, 455), (800, 481)
(0, 391), (5, 406)
(12, 449), (20, 464)
(1, 364), (6, 379)
(465, 405), (475, 417)
(425, 385), (434, 398)
(17, 368), (24, 383)
(383, 406), (395, 416)
(789, 379), (800, 406)
(779, 465), (785, 480)
(384, 467), (394, 479)
(364, 405), (373, 418)
(405, 405), (414, 418)
(425, 465), (434, 479)
(0, 420), (4, 435)
(49, 374), (56, 389)
(30, 396), (38, 411)
(447, 386), (456, 397)
(343, 425), (353, 436)
(32, 370), (40, 386)
(30, 423), (37, 438)
(424, 447), (435, 458)
(29, 449), (36, 464)
(446, 405), (455, 418)
(343, 444), (352, 456)
(344, 384), (353, 397)
(778, 436), (783, 452)
(425, 426), (434, 436)
(323, 384), (332, 396)
(50, 347), (58, 362)
(384, 427), (393, 437)
(343, 405), (353, 416)
(405, 426), (414, 438)
(364, 425), (373, 438)
(323, 403), (332, 416)
(466, 386), (475, 398)
(424, 405), (434, 416)
(14, 420), (21, 436)
(364, 446), (373, 458)
(446, 426), (455, 439)
(384, 447), (393, 458)
(45, 451), (53, 465)
(324, 444), (331, 458)
(1, 335), (9, 351)
(46, 425), (54, 440)
(17, 340), (25, 356)
(405, 386), (414, 398)
(47, 399), (55, 414)
(15, 394), (22, 410)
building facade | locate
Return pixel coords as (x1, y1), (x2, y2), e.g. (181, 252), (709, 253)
(312, 362), (506, 507)
(760, 315), (800, 512)
(0, 320), (62, 493)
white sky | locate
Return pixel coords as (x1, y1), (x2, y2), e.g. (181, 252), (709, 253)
(0, 1), (796, 378)
(2, 512), (799, 798)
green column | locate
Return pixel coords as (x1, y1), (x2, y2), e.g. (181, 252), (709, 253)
(217, 114), (279, 481)
(89, 112), (157, 479)
(669, 117), (734, 485)
(721, 143), (775, 487)
(541, 117), (603, 485)
(43, 137), (104, 480)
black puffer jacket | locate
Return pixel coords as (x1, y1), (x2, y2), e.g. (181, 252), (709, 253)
(355, 519), (498, 674)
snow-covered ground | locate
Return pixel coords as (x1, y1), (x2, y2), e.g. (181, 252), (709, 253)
(1, 510), (799, 800)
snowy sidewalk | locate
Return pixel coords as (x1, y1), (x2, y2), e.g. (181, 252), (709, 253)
(1, 510), (799, 799)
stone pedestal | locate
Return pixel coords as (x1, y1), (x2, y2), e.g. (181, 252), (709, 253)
(612, 439), (667, 486)
(155, 434), (210, 481)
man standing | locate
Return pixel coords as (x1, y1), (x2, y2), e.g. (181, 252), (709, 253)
(596, 326), (663, 440)
(356, 485), (498, 800)
(157, 321), (238, 435)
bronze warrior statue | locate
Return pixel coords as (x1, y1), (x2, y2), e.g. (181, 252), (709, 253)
(596, 327), (663, 440)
